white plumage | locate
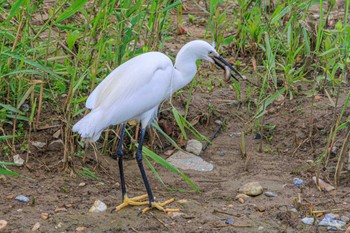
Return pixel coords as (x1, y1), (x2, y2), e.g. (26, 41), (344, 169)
(72, 40), (235, 142)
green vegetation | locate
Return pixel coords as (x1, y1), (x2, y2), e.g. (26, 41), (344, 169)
(1, 0), (349, 185)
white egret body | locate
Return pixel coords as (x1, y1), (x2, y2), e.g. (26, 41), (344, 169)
(72, 40), (243, 213)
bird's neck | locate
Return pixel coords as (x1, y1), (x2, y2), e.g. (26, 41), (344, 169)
(172, 53), (197, 92)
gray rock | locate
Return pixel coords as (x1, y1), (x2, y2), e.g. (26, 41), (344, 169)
(185, 139), (202, 155)
(89, 200), (107, 213)
(319, 213), (346, 229)
(219, 151), (225, 157)
(302, 217), (315, 225)
(264, 191), (278, 197)
(341, 216), (350, 222)
(15, 195), (30, 203)
(225, 218), (234, 225)
(215, 120), (223, 125)
(166, 151), (213, 172)
(13, 154), (24, 166)
(48, 139), (64, 151)
(31, 141), (46, 149)
(239, 182), (263, 196)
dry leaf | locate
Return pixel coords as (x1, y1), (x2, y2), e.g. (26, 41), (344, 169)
(312, 176), (335, 192)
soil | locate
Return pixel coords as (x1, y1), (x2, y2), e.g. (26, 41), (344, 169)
(1, 2), (349, 233)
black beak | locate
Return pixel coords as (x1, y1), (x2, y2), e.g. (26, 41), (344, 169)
(211, 55), (244, 82)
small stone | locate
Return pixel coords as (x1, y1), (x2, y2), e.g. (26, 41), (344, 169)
(78, 182), (86, 187)
(48, 139), (64, 151)
(65, 203), (73, 208)
(31, 141), (46, 149)
(302, 217), (315, 225)
(177, 199), (188, 204)
(89, 200), (107, 213)
(327, 226), (338, 231)
(219, 151), (225, 157)
(185, 139), (202, 155)
(229, 132), (241, 137)
(264, 191), (278, 197)
(225, 218), (234, 225)
(341, 216), (350, 222)
(54, 207), (67, 213)
(13, 154), (24, 166)
(274, 94), (285, 105)
(235, 194), (250, 203)
(253, 133), (261, 140)
(0, 175), (7, 182)
(258, 226), (264, 230)
(15, 195), (30, 203)
(215, 120), (223, 125)
(76, 226), (87, 232)
(255, 206), (265, 212)
(53, 130), (61, 139)
(55, 222), (63, 229)
(32, 222), (40, 231)
(0, 220), (8, 231)
(239, 182), (263, 196)
(290, 208), (298, 213)
(319, 213), (346, 229)
(293, 178), (304, 188)
(17, 209), (23, 212)
(166, 151), (213, 172)
(41, 213), (49, 220)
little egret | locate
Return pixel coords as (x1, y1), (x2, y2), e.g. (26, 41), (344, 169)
(72, 40), (244, 213)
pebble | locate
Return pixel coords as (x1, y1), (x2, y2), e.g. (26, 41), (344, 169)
(219, 151), (225, 157)
(290, 208), (298, 213)
(166, 151), (213, 172)
(0, 220), (8, 231)
(78, 182), (86, 187)
(0, 175), (6, 182)
(301, 217), (315, 225)
(48, 139), (64, 151)
(235, 194), (250, 203)
(15, 195), (30, 203)
(264, 191), (278, 197)
(13, 154), (24, 166)
(293, 178), (304, 188)
(31, 141), (46, 149)
(225, 218), (234, 225)
(76, 226), (87, 232)
(32, 222), (40, 231)
(53, 130), (61, 139)
(258, 226), (264, 230)
(168, 212), (184, 218)
(89, 200), (107, 213)
(327, 226), (338, 231)
(54, 207), (67, 213)
(319, 213), (346, 229)
(41, 213), (49, 220)
(185, 139), (202, 155)
(229, 132), (241, 137)
(341, 216), (350, 222)
(215, 120), (223, 125)
(239, 182), (263, 196)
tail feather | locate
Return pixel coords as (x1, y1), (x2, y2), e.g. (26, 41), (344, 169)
(72, 110), (105, 142)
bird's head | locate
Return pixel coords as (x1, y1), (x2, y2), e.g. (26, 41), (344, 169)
(180, 40), (244, 82)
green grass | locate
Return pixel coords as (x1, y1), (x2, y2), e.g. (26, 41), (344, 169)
(1, 0), (349, 185)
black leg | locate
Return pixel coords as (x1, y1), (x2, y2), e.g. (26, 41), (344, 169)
(135, 127), (155, 205)
(117, 123), (127, 200)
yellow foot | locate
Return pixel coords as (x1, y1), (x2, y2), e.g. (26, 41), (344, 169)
(115, 194), (149, 211)
(141, 198), (180, 214)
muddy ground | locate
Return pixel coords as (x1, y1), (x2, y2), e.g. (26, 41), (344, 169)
(1, 2), (350, 233)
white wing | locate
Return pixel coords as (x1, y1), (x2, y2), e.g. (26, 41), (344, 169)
(73, 52), (174, 141)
